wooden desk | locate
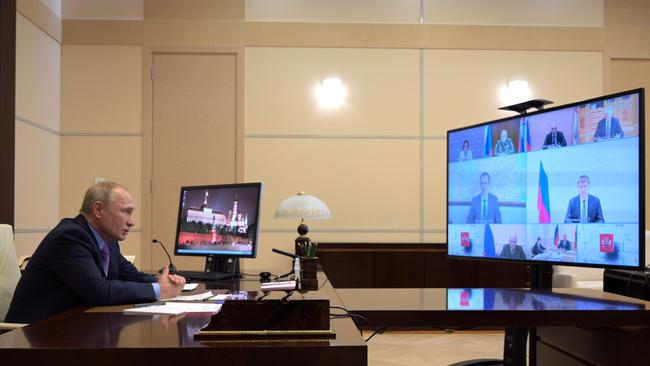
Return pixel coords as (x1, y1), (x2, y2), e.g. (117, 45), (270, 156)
(337, 287), (650, 365)
(0, 273), (367, 366)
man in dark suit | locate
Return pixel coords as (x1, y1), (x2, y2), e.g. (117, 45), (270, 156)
(531, 237), (546, 256)
(593, 105), (624, 141)
(500, 234), (526, 259)
(466, 172), (502, 224)
(558, 234), (572, 251)
(564, 175), (604, 223)
(6, 182), (185, 323)
(542, 123), (567, 148)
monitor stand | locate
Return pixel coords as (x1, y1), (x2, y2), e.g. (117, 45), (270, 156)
(204, 255), (241, 281)
(501, 263), (553, 366)
(459, 264), (553, 366)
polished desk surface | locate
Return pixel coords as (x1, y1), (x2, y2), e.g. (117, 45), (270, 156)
(0, 273), (367, 365)
(336, 287), (650, 328)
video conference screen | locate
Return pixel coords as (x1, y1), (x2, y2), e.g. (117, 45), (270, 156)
(173, 183), (262, 258)
(447, 89), (644, 269)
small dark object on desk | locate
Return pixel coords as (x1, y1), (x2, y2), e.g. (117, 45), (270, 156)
(260, 272), (273, 283)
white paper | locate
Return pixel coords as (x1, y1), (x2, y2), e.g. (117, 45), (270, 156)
(183, 283), (199, 291)
(124, 302), (222, 315)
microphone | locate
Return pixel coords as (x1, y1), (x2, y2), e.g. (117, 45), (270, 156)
(152, 239), (177, 274)
(272, 248), (303, 259)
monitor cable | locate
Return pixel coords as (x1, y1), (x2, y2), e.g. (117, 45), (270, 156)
(330, 305), (386, 342)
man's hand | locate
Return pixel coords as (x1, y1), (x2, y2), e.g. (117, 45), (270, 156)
(158, 266), (185, 299)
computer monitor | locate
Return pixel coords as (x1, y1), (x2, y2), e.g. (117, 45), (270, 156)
(173, 182), (262, 278)
(446, 88), (644, 270)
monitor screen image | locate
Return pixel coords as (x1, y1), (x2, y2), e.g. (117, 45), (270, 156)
(173, 183), (262, 258)
(447, 88), (644, 269)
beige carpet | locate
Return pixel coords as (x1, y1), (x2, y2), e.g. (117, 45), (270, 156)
(365, 330), (505, 366)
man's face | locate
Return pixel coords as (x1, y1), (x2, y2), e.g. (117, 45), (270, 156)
(551, 126), (557, 133)
(578, 180), (589, 197)
(509, 235), (517, 248)
(480, 175), (489, 194)
(500, 130), (507, 142)
(563, 234), (568, 240)
(97, 187), (135, 241)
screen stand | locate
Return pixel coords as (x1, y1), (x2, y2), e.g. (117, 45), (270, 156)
(499, 264), (553, 366)
(204, 255), (240, 280)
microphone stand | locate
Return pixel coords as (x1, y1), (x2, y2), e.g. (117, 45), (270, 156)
(152, 239), (177, 274)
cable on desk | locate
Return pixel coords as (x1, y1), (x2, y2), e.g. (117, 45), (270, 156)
(329, 305), (386, 342)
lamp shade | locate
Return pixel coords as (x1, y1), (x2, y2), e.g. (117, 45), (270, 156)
(274, 191), (332, 220)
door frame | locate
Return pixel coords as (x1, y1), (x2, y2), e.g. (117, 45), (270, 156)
(141, 45), (245, 269)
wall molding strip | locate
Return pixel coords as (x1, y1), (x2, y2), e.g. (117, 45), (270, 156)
(246, 133), (445, 140)
(15, 227), (143, 234)
(262, 227), (446, 234)
(60, 131), (143, 137)
(15, 114), (60, 135)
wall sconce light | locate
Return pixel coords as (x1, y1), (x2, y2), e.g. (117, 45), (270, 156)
(315, 77), (346, 109)
(500, 80), (532, 106)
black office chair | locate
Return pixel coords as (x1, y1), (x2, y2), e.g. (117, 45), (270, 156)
(448, 327), (528, 366)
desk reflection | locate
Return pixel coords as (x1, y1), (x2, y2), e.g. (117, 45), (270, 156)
(447, 288), (644, 311)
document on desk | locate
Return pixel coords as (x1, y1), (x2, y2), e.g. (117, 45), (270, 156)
(124, 302), (222, 315)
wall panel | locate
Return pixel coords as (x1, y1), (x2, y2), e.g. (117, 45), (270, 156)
(423, 50), (603, 136)
(423, 0), (603, 27)
(246, 0), (419, 24)
(245, 138), (420, 230)
(15, 13), (60, 130)
(246, 47), (420, 136)
(61, 45), (142, 133)
(59, 136), (142, 221)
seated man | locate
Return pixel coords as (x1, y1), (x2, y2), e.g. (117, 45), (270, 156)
(531, 237), (546, 256)
(500, 234), (526, 260)
(558, 234), (572, 251)
(593, 105), (624, 141)
(6, 182), (186, 323)
(466, 172), (502, 224)
(542, 123), (567, 148)
(564, 175), (604, 223)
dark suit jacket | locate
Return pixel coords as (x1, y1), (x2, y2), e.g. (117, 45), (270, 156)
(543, 131), (567, 148)
(500, 245), (526, 260)
(531, 242), (546, 256)
(564, 194), (604, 223)
(466, 193), (502, 224)
(593, 117), (624, 140)
(6, 214), (157, 323)
(558, 239), (572, 251)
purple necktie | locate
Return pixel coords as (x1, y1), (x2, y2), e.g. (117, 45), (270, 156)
(101, 243), (110, 276)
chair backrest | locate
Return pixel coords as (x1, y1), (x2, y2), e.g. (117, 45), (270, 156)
(0, 224), (20, 321)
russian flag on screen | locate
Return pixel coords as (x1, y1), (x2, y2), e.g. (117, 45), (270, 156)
(554, 224), (560, 246)
(537, 161), (551, 223)
(484, 224), (495, 257)
(519, 118), (531, 152)
(484, 125), (493, 157)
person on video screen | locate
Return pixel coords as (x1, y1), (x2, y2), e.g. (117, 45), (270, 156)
(564, 175), (604, 223)
(531, 237), (546, 256)
(466, 172), (502, 224)
(558, 234), (572, 251)
(494, 129), (515, 156)
(500, 234), (526, 259)
(593, 105), (624, 141)
(458, 139), (473, 162)
(543, 123), (567, 149)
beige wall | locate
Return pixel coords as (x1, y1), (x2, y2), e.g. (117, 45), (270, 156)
(44, 0), (650, 279)
(59, 45), (144, 262)
(14, 11), (61, 258)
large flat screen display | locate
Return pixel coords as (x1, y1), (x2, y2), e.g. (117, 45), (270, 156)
(447, 89), (644, 269)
